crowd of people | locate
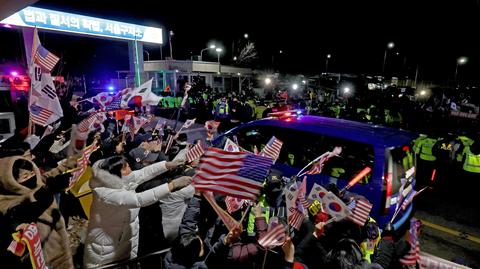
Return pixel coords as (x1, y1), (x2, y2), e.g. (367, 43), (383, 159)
(0, 81), (478, 269)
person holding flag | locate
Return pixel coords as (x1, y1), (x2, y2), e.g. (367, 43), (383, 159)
(164, 189), (241, 269)
(83, 156), (191, 268)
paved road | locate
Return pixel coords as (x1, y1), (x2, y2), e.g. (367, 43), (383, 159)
(414, 181), (480, 268)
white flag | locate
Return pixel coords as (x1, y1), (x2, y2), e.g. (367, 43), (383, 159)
(322, 191), (350, 221)
(28, 28), (63, 126)
(121, 79), (161, 107)
(223, 138), (240, 152)
(182, 118), (196, 129)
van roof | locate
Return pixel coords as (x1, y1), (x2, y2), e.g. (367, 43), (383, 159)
(243, 115), (418, 148)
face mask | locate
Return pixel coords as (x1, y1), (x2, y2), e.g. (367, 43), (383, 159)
(19, 175), (37, 189)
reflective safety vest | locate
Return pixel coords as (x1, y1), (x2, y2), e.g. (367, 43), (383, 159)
(360, 217), (381, 263)
(216, 102), (229, 116)
(419, 138), (437, 161)
(413, 135), (427, 154)
(331, 167), (345, 177)
(456, 136), (474, 162)
(402, 150), (414, 170)
(463, 147), (480, 173)
(247, 195), (270, 236)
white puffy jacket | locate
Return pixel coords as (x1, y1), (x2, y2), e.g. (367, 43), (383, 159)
(83, 160), (170, 268)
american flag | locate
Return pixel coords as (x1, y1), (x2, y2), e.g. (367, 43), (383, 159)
(77, 113), (98, 133)
(203, 192), (240, 231)
(164, 134), (175, 154)
(105, 97), (122, 111)
(205, 120), (220, 132)
(186, 141), (206, 163)
(30, 104), (53, 126)
(297, 177), (310, 210)
(34, 44), (59, 72)
(288, 207), (305, 230)
(347, 199), (372, 226)
(260, 136), (283, 163)
(306, 153), (332, 175)
(192, 147), (273, 200)
(285, 183), (305, 230)
(69, 143), (98, 188)
(258, 223), (287, 249)
(225, 196), (246, 214)
(400, 218), (421, 266)
(303, 148), (341, 176)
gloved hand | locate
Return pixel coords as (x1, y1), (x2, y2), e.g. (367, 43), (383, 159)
(168, 176), (192, 192)
(44, 172), (72, 193)
(165, 159), (185, 170)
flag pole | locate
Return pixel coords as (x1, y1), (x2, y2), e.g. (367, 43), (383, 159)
(261, 250), (268, 269)
(27, 27), (38, 136)
(238, 205), (251, 227)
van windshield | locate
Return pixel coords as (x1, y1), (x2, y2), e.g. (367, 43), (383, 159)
(232, 125), (375, 185)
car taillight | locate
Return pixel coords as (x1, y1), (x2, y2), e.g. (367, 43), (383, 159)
(384, 172), (392, 214)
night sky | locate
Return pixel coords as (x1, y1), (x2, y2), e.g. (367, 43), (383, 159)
(1, 0), (480, 82)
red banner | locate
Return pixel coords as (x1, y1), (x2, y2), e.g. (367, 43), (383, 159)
(8, 223), (46, 269)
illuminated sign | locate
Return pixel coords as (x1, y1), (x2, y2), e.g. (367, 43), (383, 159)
(1, 6), (163, 44)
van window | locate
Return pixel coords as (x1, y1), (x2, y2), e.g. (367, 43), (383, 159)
(389, 145), (416, 193)
(233, 125), (374, 184)
(0, 118), (10, 133)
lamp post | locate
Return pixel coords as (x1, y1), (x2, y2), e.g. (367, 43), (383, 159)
(326, 54), (331, 73)
(382, 42), (395, 74)
(169, 30), (174, 59)
(200, 44), (216, 61)
(216, 48), (223, 73)
(454, 56), (468, 83)
(244, 33), (249, 39)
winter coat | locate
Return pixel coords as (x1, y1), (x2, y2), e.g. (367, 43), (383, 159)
(160, 185), (195, 242)
(164, 196), (228, 269)
(226, 217), (268, 268)
(83, 160), (172, 268)
(0, 156), (73, 269)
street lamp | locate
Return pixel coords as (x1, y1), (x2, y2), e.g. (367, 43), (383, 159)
(455, 56), (468, 82)
(169, 30), (174, 59)
(302, 80), (307, 85)
(244, 33), (249, 39)
(326, 54), (331, 73)
(233, 56), (237, 61)
(200, 44), (216, 61)
(292, 83), (299, 90)
(265, 78), (272, 85)
(216, 47), (223, 73)
(382, 42), (395, 74)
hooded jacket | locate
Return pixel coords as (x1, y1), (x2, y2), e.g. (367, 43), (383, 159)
(0, 156), (73, 269)
(83, 160), (171, 268)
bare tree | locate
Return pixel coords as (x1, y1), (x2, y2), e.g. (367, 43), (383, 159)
(237, 42), (258, 64)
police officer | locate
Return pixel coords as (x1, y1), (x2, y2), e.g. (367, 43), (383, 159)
(414, 134), (438, 188)
(460, 134), (480, 199)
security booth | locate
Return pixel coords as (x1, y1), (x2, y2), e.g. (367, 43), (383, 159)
(142, 59), (254, 95)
